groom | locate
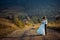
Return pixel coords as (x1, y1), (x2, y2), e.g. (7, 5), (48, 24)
(44, 16), (48, 35)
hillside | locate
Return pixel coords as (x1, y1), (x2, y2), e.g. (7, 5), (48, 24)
(0, 18), (21, 37)
(0, 23), (60, 40)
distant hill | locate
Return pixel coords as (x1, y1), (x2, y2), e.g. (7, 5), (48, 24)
(0, 0), (60, 21)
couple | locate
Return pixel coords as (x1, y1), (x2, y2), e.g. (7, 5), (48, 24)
(37, 16), (48, 36)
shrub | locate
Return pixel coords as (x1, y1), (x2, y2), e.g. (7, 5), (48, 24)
(13, 17), (25, 29)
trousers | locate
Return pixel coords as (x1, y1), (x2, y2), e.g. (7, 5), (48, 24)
(45, 24), (47, 34)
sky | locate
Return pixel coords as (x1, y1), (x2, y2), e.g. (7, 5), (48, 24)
(0, 0), (60, 18)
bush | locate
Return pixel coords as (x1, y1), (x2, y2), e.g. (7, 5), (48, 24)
(13, 17), (25, 29)
(31, 16), (39, 24)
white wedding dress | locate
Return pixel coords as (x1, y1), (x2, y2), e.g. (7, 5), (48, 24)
(37, 20), (47, 35)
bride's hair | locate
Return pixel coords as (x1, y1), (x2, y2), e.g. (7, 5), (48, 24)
(42, 16), (47, 20)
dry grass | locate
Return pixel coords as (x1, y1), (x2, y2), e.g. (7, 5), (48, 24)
(13, 17), (25, 29)
(0, 18), (33, 37)
(0, 18), (19, 37)
(48, 22), (60, 27)
(47, 22), (60, 32)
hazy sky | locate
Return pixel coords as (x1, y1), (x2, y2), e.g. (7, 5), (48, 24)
(0, 0), (60, 17)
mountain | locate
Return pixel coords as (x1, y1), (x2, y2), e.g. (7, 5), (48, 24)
(0, 0), (60, 21)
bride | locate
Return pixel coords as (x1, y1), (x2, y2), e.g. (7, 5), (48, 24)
(37, 16), (48, 35)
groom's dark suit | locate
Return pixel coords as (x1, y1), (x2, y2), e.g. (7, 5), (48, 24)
(45, 20), (47, 34)
(45, 24), (47, 34)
